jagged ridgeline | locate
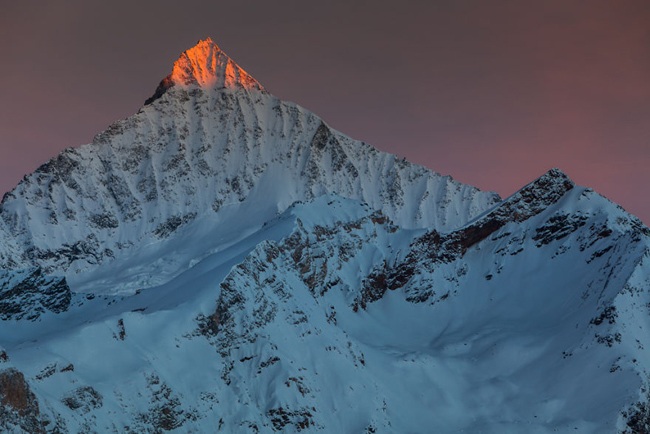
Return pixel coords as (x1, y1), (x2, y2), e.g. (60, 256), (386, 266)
(0, 38), (649, 433)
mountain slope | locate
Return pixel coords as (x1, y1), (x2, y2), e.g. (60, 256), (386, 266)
(0, 38), (649, 433)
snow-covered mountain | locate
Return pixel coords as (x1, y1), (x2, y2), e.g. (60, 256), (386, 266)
(0, 38), (649, 433)
(0, 37), (498, 295)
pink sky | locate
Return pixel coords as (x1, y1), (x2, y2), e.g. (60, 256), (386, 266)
(1, 0), (649, 223)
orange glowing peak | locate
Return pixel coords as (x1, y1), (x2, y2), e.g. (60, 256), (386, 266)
(169, 37), (263, 90)
(145, 38), (264, 104)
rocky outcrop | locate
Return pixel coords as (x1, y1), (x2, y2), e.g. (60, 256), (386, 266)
(61, 386), (103, 414)
(0, 267), (71, 321)
(0, 368), (45, 433)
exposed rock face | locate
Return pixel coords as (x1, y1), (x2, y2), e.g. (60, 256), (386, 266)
(0, 369), (45, 433)
(61, 386), (102, 414)
(0, 267), (71, 321)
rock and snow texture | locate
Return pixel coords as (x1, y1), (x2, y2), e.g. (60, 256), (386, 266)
(0, 38), (649, 433)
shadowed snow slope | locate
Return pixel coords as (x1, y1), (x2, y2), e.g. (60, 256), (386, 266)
(0, 39), (649, 433)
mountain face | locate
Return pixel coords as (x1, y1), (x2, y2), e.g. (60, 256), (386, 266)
(0, 37), (498, 295)
(0, 38), (649, 433)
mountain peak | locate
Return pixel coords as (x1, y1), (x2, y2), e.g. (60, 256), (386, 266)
(539, 167), (572, 183)
(145, 38), (264, 105)
(169, 38), (263, 90)
(499, 167), (575, 219)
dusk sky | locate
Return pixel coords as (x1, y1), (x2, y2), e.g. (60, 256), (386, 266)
(1, 1), (649, 223)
